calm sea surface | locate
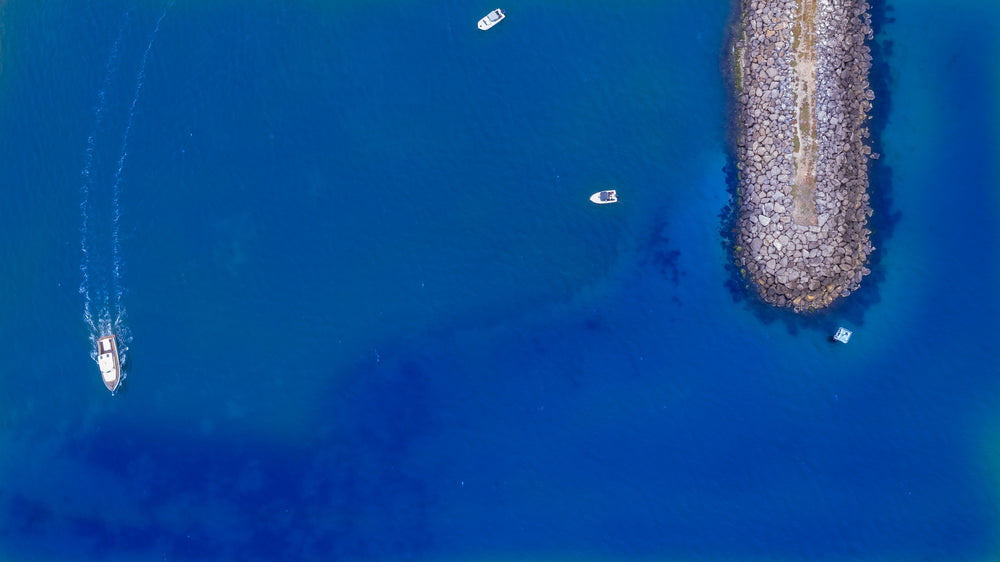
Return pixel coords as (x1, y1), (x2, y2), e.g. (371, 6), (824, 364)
(0, 0), (998, 560)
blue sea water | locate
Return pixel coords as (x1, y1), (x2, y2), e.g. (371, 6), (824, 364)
(0, 0), (998, 560)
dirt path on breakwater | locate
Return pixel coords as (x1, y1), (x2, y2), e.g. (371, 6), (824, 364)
(791, 0), (818, 226)
(732, 0), (875, 312)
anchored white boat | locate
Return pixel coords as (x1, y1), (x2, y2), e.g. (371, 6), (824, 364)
(589, 189), (618, 205)
(97, 335), (121, 394)
(478, 8), (505, 30)
(833, 327), (853, 344)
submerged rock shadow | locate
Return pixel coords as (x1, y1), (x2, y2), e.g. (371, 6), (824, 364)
(637, 210), (683, 287)
(1, 353), (441, 562)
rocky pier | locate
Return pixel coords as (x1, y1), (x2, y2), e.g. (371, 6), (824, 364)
(731, 0), (875, 312)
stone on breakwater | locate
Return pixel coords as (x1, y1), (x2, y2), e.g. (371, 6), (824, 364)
(731, 0), (875, 312)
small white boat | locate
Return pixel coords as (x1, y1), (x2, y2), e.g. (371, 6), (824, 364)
(478, 8), (505, 30)
(97, 335), (121, 394)
(589, 189), (618, 205)
(833, 327), (853, 344)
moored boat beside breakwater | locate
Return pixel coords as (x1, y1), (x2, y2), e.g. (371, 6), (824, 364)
(730, 0), (875, 312)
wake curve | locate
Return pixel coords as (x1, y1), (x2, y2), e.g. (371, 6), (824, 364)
(80, 15), (128, 334)
(110, 8), (168, 326)
(80, 7), (169, 384)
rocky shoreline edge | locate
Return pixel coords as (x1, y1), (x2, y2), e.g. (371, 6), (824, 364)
(730, 0), (875, 312)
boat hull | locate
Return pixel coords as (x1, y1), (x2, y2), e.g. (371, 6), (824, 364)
(478, 9), (505, 30)
(590, 190), (618, 204)
(97, 335), (121, 394)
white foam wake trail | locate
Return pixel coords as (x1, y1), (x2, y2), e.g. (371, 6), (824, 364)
(110, 7), (167, 325)
(97, 298), (112, 353)
(80, 16), (127, 334)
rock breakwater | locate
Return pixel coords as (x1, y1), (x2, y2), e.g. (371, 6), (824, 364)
(732, 0), (875, 312)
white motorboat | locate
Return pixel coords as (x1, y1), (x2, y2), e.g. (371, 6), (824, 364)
(478, 8), (505, 30)
(97, 335), (121, 394)
(589, 189), (618, 204)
